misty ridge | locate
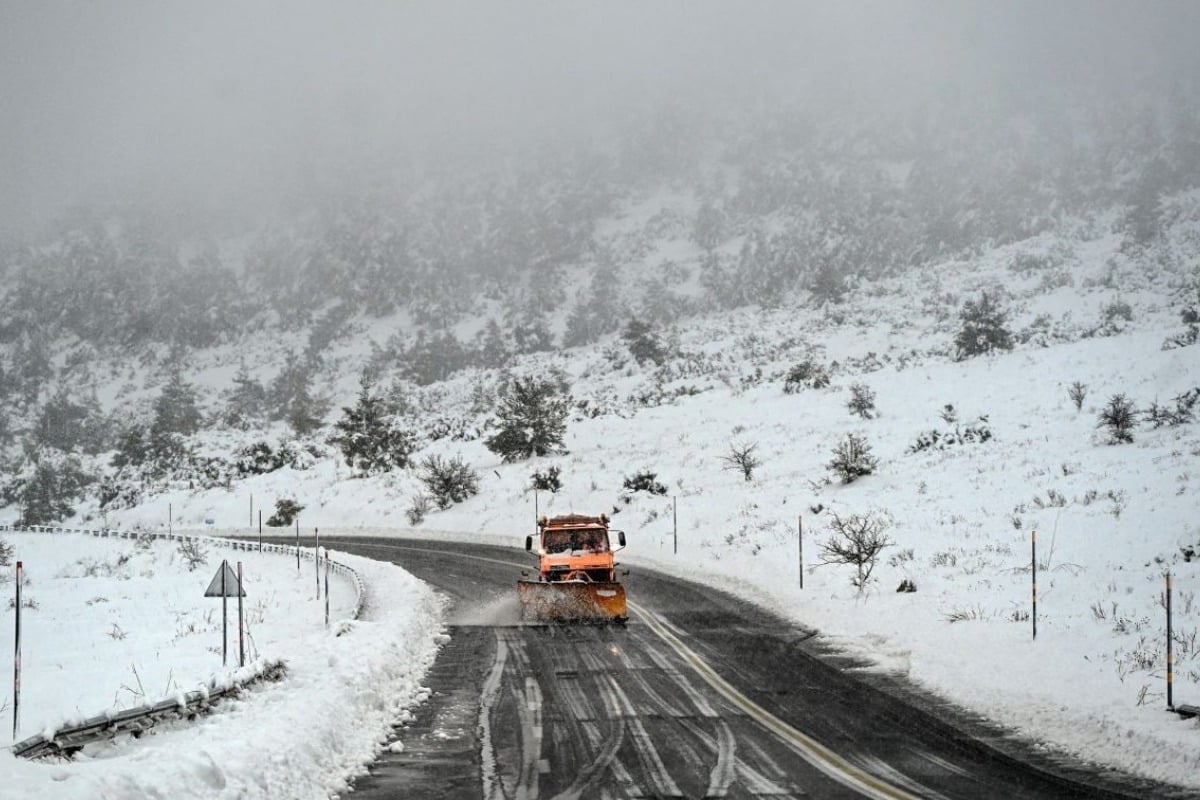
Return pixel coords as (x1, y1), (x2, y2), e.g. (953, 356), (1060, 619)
(0, 2), (1198, 513)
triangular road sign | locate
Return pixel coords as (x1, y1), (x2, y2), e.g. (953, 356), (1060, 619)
(204, 560), (246, 597)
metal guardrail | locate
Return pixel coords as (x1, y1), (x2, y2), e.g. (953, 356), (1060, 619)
(2, 524), (367, 758)
(12, 661), (287, 759)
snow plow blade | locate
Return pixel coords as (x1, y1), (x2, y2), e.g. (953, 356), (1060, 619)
(517, 580), (627, 623)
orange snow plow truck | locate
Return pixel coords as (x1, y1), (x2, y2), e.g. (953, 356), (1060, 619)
(519, 513), (627, 623)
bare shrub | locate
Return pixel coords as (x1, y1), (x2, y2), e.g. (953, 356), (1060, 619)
(817, 511), (893, 590)
(1068, 381), (1088, 411)
(1145, 388), (1198, 428)
(721, 442), (761, 482)
(828, 434), (878, 483)
(0, 537), (12, 566)
(406, 493), (432, 526)
(847, 384), (877, 419)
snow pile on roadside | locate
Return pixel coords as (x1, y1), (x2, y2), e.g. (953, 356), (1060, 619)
(0, 536), (445, 800)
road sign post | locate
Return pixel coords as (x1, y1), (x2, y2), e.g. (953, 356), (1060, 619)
(204, 561), (246, 668)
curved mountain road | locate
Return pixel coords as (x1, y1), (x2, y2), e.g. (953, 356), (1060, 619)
(308, 536), (1179, 800)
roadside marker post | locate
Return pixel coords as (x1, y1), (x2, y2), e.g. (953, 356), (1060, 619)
(258, 510), (262, 553)
(13, 561), (22, 740)
(221, 561), (228, 666)
(324, 551), (330, 628)
(237, 562), (245, 668)
(295, 519), (301, 572)
(315, 528), (321, 599)
(798, 516), (804, 590)
(1167, 571), (1175, 711)
(1031, 530), (1038, 641)
(673, 496), (678, 555)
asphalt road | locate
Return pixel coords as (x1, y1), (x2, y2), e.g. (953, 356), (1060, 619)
(308, 536), (1182, 800)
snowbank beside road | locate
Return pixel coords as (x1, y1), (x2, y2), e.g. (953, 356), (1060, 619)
(1, 533), (445, 800)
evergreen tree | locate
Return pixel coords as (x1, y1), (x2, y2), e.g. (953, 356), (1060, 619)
(485, 375), (570, 462)
(621, 318), (668, 366)
(474, 319), (511, 367)
(331, 376), (417, 473)
(953, 291), (1013, 360)
(224, 361), (267, 429)
(152, 368), (201, 436)
(4, 455), (92, 526)
(35, 388), (105, 453)
(288, 381), (328, 436)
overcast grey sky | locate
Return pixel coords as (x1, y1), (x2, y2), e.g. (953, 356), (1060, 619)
(1, 1), (1197, 235)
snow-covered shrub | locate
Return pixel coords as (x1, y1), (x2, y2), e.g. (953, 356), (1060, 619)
(0, 537), (12, 566)
(424, 416), (480, 442)
(953, 291), (1013, 360)
(783, 360), (830, 393)
(817, 510), (893, 590)
(622, 470), (667, 496)
(233, 441), (300, 476)
(266, 498), (304, 527)
(906, 417), (993, 453)
(1097, 394), (1138, 444)
(530, 465), (563, 493)
(828, 434), (878, 483)
(847, 383), (877, 419)
(177, 538), (208, 572)
(419, 455), (479, 510)
(1163, 324), (1199, 350)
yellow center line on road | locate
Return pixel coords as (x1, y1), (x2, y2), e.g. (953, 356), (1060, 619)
(629, 600), (921, 800)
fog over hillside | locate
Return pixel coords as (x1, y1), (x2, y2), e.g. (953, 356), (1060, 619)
(0, 1), (1197, 511)
(2, 2), (1197, 233)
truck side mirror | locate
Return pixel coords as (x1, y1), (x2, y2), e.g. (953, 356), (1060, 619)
(618, 531), (626, 547)
(525, 535), (533, 552)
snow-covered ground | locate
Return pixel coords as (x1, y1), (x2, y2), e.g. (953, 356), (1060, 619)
(2, 208), (1200, 793)
(0, 532), (444, 799)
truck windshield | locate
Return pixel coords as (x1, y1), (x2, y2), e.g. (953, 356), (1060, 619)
(544, 530), (608, 554)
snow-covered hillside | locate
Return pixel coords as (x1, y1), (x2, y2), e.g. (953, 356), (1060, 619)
(3, 198), (1196, 787)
